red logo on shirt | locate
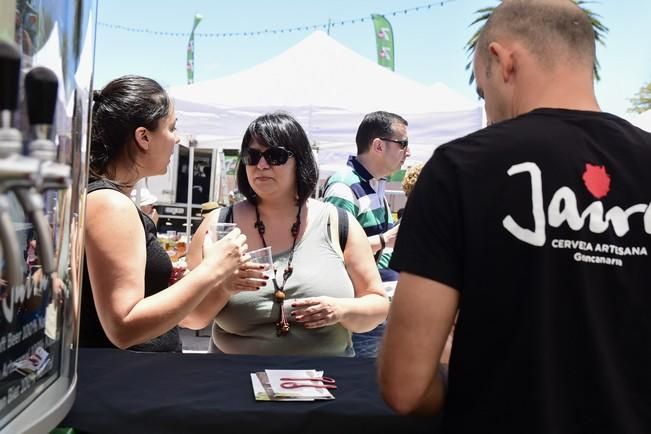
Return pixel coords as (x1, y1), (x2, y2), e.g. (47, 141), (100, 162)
(582, 164), (611, 199)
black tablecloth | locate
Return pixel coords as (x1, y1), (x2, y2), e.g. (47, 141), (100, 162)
(62, 348), (440, 434)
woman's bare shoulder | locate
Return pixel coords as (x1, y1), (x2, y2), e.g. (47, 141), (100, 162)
(86, 189), (140, 226)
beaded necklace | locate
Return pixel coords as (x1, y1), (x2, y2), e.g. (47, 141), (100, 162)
(254, 204), (302, 336)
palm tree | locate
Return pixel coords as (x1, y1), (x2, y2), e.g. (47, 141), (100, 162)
(628, 81), (651, 114)
(464, 1), (609, 84)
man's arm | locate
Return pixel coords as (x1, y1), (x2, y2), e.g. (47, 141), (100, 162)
(369, 223), (399, 254)
(378, 272), (459, 415)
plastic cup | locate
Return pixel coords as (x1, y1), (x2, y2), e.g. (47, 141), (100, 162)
(208, 222), (237, 242)
(247, 246), (273, 266)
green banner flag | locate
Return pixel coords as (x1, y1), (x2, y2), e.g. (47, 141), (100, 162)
(371, 14), (394, 71)
(186, 14), (203, 84)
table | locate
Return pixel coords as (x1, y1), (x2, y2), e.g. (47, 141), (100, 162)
(61, 348), (441, 434)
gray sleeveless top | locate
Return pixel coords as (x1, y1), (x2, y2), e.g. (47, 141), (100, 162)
(211, 201), (355, 356)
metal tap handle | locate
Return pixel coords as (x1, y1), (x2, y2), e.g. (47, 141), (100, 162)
(39, 160), (71, 191)
(25, 67), (60, 161)
(25, 67), (58, 125)
(13, 188), (56, 275)
(0, 41), (22, 157)
(0, 195), (23, 290)
(0, 41), (21, 113)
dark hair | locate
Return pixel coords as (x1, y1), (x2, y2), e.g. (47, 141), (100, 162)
(476, 0), (596, 73)
(355, 111), (408, 154)
(236, 112), (318, 206)
(90, 75), (170, 180)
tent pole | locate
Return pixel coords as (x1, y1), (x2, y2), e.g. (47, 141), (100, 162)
(312, 142), (319, 197)
(216, 149), (223, 204)
(185, 137), (197, 242)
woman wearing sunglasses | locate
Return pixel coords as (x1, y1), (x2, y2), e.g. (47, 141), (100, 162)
(187, 112), (389, 356)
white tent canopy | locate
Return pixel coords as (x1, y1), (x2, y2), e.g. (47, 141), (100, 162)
(169, 31), (483, 166)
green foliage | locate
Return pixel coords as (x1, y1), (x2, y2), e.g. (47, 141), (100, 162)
(464, 1), (608, 84)
(628, 81), (651, 114)
(387, 169), (406, 182)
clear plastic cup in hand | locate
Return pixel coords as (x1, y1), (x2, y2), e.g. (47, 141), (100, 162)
(208, 222), (238, 243)
(247, 246), (273, 267)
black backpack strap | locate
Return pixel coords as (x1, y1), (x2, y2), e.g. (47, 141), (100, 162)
(336, 207), (348, 252)
(327, 205), (348, 258)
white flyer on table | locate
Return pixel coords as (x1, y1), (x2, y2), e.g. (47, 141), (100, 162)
(265, 369), (335, 400)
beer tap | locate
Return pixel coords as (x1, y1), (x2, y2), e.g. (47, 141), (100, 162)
(24, 66), (70, 283)
(0, 40), (56, 279)
(0, 40), (27, 294)
(24, 66), (70, 190)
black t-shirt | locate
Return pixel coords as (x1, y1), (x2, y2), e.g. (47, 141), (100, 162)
(80, 179), (181, 352)
(391, 109), (651, 434)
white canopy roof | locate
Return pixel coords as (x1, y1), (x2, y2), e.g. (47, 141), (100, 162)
(169, 31), (483, 166)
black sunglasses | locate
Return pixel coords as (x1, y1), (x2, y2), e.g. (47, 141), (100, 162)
(242, 147), (294, 166)
(380, 137), (409, 149)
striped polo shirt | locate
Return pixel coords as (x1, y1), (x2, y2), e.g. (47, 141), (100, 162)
(322, 155), (394, 270)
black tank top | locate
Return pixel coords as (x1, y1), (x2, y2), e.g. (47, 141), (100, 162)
(79, 179), (181, 352)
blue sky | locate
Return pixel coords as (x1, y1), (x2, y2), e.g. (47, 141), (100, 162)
(95, 0), (651, 117)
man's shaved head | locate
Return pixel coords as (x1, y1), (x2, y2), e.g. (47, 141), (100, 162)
(476, 0), (596, 74)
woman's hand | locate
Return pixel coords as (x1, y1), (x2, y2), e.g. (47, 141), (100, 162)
(223, 261), (270, 296)
(200, 228), (249, 284)
(291, 296), (348, 329)
(179, 230), (253, 330)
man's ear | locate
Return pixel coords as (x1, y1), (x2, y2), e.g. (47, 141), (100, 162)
(134, 127), (150, 151)
(488, 42), (515, 83)
(372, 138), (384, 153)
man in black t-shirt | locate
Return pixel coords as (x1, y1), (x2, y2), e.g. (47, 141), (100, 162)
(378, 1), (651, 434)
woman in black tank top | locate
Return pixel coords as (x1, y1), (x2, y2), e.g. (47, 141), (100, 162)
(82, 75), (247, 351)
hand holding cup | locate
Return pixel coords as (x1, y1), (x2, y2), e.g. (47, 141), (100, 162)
(201, 228), (249, 283)
(225, 246), (272, 295)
